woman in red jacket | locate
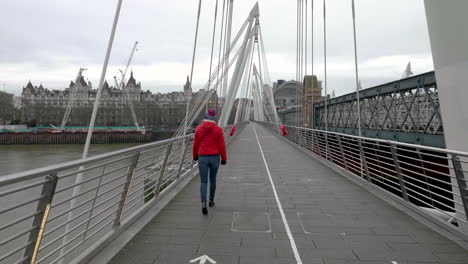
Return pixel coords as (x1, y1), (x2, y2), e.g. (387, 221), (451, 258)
(192, 109), (227, 215)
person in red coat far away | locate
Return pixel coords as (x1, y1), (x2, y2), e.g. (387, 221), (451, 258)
(192, 108), (227, 215)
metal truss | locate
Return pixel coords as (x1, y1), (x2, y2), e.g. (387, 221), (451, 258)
(313, 71), (444, 147)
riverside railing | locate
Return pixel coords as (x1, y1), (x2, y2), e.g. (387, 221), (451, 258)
(0, 122), (245, 264)
(259, 122), (468, 237)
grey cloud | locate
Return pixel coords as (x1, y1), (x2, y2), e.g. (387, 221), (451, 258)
(2, 0), (433, 96)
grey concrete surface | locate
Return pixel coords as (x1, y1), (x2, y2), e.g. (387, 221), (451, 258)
(108, 123), (468, 264)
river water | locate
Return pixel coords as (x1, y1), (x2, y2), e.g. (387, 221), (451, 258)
(0, 143), (145, 263)
(0, 144), (138, 176)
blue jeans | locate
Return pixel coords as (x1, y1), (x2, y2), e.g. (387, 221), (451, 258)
(198, 155), (220, 202)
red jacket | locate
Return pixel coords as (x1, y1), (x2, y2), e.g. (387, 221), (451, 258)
(192, 120), (227, 161)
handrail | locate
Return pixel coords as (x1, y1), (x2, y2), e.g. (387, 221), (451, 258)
(0, 122), (247, 264)
(258, 121), (468, 238)
(283, 123), (468, 157)
(0, 134), (192, 185)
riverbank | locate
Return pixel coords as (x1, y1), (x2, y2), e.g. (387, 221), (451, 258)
(0, 130), (176, 145)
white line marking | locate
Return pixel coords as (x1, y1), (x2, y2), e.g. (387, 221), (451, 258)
(189, 255), (216, 264)
(391, 262), (398, 264)
(252, 124), (303, 264)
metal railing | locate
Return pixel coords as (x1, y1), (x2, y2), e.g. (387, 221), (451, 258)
(259, 122), (468, 236)
(0, 122), (245, 264)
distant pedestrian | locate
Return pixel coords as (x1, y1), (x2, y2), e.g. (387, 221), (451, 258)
(192, 109), (227, 215)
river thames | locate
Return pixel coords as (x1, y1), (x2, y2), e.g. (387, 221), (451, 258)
(0, 144), (138, 176)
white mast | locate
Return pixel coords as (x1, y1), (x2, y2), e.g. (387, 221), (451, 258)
(425, 0), (468, 231)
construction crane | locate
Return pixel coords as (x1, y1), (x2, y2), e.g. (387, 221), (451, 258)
(117, 42), (141, 130)
(60, 68), (87, 131)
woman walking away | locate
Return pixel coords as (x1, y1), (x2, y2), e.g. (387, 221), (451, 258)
(192, 109), (227, 215)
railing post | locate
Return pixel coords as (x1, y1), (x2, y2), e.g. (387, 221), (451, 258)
(336, 135), (349, 171)
(176, 138), (191, 179)
(155, 143), (173, 195)
(357, 138), (371, 182)
(325, 133), (330, 161)
(296, 127), (301, 145)
(305, 130), (311, 151)
(299, 128), (305, 148)
(452, 155), (468, 220)
(25, 174), (59, 264)
(113, 152), (140, 228)
(83, 166), (106, 240)
(390, 143), (409, 201)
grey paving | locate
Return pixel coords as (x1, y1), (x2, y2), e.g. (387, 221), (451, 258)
(108, 123), (468, 264)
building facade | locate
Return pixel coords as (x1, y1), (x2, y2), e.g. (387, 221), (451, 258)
(0, 91), (14, 125)
(20, 73), (215, 129)
(302, 75), (323, 127)
(272, 76), (323, 126)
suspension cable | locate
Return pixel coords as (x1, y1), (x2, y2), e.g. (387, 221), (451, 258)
(296, 0), (299, 82)
(258, 26), (271, 85)
(206, 0), (219, 113)
(311, 0), (314, 128)
(208, 0), (219, 91)
(351, 0), (363, 176)
(305, 0), (308, 76)
(181, 18), (247, 129)
(323, 0), (327, 132)
(299, 0), (305, 126)
(258, 25), (278, 124)
(351, 0), (361, 137)
(174, 46), (243, 137)
(178, 0), (244, 136)
(323, 0), (329, 160)
(216, 0), (227, 115)
(297, 0), (301, 126)
(236, 39), (256, 124)
(304, 0), (308, 127)
(183, 0), (202, 136)
(222, 0), (234, 99)
(295, 0), (300, 126)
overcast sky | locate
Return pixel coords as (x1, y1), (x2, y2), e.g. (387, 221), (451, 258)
(1, 0), (433, 97)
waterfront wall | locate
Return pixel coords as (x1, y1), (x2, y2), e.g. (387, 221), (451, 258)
(0, 132), (152, 144)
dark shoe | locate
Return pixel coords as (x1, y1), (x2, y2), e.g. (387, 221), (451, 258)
(209, 200), (215, 207)
(202, 200), (208, 215)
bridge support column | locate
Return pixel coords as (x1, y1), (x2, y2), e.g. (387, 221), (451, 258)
(425, 0), (468, 230)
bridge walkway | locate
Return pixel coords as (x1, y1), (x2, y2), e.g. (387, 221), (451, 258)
(108, 123), (468, 264)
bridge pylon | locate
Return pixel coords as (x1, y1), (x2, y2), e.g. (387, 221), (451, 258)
(425, 0), (468, 231)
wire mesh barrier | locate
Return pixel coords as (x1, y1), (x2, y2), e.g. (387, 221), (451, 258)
(0, 122), (245, 264)
(258, 122), (468, 236)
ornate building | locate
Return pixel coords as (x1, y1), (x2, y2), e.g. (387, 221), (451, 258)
(20, 73), (217, 129)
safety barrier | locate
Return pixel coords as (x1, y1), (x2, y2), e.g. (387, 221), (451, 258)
(259, 122), (468, 237)
(0, 122), (246, 264)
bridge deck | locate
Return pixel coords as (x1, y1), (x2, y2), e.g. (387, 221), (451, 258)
(108, 123), (467, 264)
